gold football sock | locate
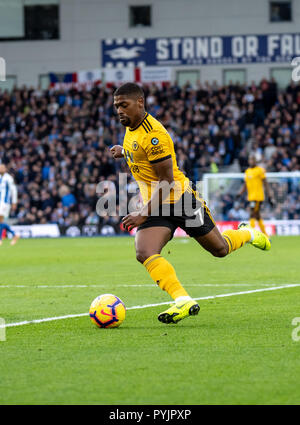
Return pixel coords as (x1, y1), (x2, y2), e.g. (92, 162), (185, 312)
(222, 228), (252, 254)
(258, 219), (267, 235)
(250, 218), (256, 228)
(143, 254), (189, 300)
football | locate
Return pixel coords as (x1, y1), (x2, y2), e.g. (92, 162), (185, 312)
(89, 294), (126, 328)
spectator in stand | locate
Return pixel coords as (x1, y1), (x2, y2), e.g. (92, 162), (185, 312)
(228, 202), (249, 221)
(0, 78), (299, 231)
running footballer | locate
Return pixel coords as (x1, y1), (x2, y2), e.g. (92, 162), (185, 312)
(110, 83), (271, 324)
(238, 154), (274, 237)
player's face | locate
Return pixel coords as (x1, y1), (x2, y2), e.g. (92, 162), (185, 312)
(114, 95), (144, 128)
(0, 165), (6, 175)
(249, 156), (256, 167)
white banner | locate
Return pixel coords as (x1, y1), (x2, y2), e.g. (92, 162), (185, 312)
(215, 220), (300, 236)
(140, 66), (172, 83)
(6, 220), (300, 238)
(272, 220), (300, 236)
(10, 224), (60, 238)
(77, 69), (102, 84)
(104, 68), (135, 83)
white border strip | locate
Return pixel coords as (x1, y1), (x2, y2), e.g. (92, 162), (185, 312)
(1, 284), (299, 329)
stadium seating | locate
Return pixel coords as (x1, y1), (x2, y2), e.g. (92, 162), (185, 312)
(0, 79), (299, 230)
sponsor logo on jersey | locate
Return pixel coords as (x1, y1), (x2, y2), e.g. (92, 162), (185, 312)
(151, 146), (164, 155)
(151, 137), (159, 145)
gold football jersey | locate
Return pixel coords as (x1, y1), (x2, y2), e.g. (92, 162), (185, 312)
(245, 166), (266, 201)
(122, 113), (189, 204)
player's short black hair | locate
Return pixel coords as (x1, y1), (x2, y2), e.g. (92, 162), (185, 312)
(114, 83), (144, 99)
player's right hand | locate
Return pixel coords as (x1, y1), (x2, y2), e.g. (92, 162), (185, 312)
(110, 145), (124, 159)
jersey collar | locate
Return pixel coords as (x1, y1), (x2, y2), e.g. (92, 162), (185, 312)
(129, 113), (149, 131)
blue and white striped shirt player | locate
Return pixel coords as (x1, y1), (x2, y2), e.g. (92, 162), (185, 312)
(0, 172), (17, 219)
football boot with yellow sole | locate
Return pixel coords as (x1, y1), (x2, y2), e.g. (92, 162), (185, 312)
(158, 300), (200, 324)
(238, 223), (271, 251)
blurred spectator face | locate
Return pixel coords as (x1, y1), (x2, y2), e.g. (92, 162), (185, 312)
(248, 155), (257, 168)
(59, 185), (70, 198)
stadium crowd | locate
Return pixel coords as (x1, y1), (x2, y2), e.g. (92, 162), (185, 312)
(0, 77), (300, 230)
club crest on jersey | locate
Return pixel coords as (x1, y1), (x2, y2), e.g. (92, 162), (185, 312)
(151, 137), (159, 145)
(132, 141), (139, 151)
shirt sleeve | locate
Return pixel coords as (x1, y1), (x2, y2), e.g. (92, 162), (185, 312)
(141, 130), (173, 164)
(9, 177), (17, 203)
(260, 167), (266, 180)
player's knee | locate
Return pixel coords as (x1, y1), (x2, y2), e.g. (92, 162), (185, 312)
(136, 250), (151, 264)
(211, 245), (228, 258)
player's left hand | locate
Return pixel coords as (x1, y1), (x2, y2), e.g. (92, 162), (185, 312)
(122, 211), (147, 231)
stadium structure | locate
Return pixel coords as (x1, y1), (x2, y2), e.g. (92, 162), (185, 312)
(0, 0), (300, 408)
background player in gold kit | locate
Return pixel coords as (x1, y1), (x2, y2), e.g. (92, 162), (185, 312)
(111, 83), (271, 324)
(238, 155), (275, 236)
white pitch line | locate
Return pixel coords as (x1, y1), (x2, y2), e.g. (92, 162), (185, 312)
(1, 284), (299, 329)
(0, 283), (291, 289)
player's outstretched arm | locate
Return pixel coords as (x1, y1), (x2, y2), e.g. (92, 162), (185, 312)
(263, 179), (275, 206)
(237, 182), (246, 197)
(10, 177), (18, 212)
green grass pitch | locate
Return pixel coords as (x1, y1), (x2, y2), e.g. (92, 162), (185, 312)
(0, 236), (299, 405)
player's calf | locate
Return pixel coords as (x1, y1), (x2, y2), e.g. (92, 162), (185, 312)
(222, 227), (252, 253)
